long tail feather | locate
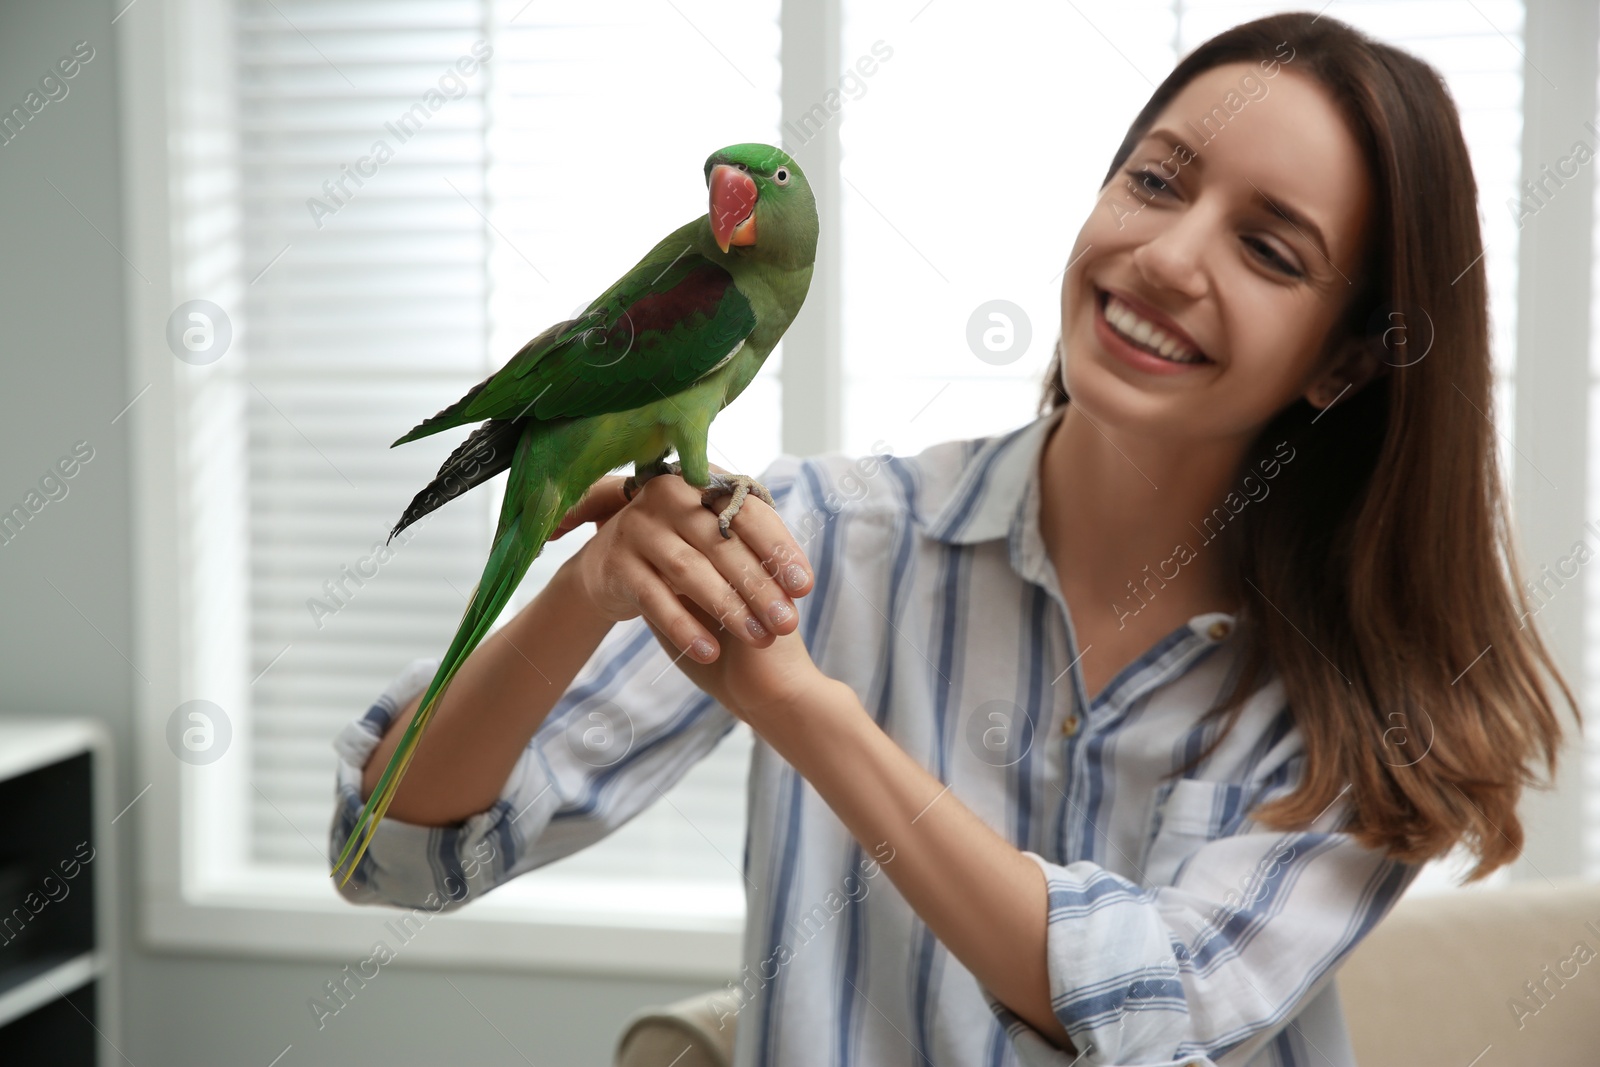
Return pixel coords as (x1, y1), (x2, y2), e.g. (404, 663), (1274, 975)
(388, 418), (524, 543)
(334, 458), (571, 886)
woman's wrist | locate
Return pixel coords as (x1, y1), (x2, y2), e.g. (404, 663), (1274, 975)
(546, 543), (611, 631)
(751, 675), (867, 758)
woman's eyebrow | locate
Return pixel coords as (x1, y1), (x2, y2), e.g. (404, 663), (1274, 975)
(1247, 181), (1332, 266)
(1145, 127), (1201, 165)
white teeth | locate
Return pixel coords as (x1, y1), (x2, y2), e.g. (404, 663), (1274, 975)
(1104, 296), (1203, 363)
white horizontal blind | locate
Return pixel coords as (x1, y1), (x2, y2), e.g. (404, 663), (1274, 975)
(239, 0), (497, 868)
(235, 0), (784, 886)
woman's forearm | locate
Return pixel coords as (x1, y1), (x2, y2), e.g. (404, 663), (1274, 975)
(360, 552), (614, 824)
(761, 679), (1074, 1051)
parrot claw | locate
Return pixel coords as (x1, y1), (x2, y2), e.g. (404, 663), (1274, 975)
(623, 461), (774, 537)
(623, 458), (680, 501)
(700, 472), (776, 538)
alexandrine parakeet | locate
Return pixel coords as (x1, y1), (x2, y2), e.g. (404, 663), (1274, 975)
(333, 143), (818, 885)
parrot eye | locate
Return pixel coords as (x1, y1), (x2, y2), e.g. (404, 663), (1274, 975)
(774, 167), (789, 185)
(735, 162), (748, 172)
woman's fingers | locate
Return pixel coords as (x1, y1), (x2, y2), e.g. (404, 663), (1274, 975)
(646, 534), (778, 647)
(691, 519), (805, 635)
(641, 616), (703, 672)
(677, 479), (814, 604)
(550, 475), (629, 541)
(585, 466), (814, 649)
(627, 467), (814, 607)
(633, 567), (720, 662)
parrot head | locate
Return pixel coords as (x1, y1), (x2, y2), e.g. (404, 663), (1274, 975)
(703, 143), (817, 261)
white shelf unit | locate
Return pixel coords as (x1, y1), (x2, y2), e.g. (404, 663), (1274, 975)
(0, 719), (118, 1064)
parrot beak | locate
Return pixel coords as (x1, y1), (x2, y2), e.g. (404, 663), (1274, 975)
(709, 163), (759, 253)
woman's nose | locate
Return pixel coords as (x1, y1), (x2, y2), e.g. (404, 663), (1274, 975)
(1130, 209), (1210, 300)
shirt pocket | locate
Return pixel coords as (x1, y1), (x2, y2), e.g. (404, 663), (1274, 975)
(1141, 776), (1254, 887)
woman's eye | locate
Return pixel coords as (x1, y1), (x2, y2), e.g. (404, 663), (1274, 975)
(1244, 235), (1304, 278)
(1128, 167), (1171, 199)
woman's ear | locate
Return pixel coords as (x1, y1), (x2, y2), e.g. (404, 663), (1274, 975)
(1304, 334), (1388, 410)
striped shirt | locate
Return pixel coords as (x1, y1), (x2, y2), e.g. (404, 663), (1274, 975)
(330, 405), (1418, 1067)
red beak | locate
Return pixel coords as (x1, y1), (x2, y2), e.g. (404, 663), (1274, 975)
(709, 164), (758, 253)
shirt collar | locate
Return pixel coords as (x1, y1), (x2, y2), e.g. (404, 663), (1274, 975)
(923, 403), (1240, 639)
(923, 404), (1066, 546)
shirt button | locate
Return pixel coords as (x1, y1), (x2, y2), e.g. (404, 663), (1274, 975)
(1207, 620), (1231, 641)
(1060, 714), (1080, 737)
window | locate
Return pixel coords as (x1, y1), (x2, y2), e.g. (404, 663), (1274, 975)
(236, 1), (782, 903)
(125, 0), (1583, 971)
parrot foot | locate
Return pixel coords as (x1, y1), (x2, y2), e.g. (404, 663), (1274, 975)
(622, 461), (774, 537)
(700, 472), (776, 539)
(622, 457), (678, 502)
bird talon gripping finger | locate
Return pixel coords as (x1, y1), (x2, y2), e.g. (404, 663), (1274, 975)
(333, 143), (817, 886)
(622, 460), (681, 502)
(701, 473), (775, 538)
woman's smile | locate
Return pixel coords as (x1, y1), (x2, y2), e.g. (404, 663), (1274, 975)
(1093, 286), (1214, 374)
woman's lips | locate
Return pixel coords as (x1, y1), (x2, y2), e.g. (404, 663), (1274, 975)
(1092, 288), (1213, 376)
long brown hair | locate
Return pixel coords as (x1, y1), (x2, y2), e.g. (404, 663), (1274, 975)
(1039, 12), (1578, 880)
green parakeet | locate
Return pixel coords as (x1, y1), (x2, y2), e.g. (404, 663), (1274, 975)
(333, 142), (818, 885)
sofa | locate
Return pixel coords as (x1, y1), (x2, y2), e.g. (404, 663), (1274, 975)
(614, 878), (1600, 1066)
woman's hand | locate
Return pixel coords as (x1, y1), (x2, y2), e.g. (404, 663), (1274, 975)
(557, 465), (815, 669)
(641, 597), (830, 725)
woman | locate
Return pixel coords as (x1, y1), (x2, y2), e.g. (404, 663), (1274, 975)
(330, 13), (1577, 1065)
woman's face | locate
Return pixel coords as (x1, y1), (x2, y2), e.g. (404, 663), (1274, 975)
(1059, 62), (1374, 445)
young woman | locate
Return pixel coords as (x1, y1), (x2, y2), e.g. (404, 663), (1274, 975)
(331, 13), (1577, 1066)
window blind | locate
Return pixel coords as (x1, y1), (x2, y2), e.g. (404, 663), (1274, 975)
(236, 0), (784, 891)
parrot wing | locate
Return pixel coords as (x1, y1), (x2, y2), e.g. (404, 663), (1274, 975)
(393, 249), (756, 446)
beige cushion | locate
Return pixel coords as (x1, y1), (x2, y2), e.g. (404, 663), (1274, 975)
(1339, 878), (1600, 1067)
(615, 991), (737, 1067)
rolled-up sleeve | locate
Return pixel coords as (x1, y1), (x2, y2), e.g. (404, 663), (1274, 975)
(979, 797), (1418, 1066)
(328, 454), (811, 910)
